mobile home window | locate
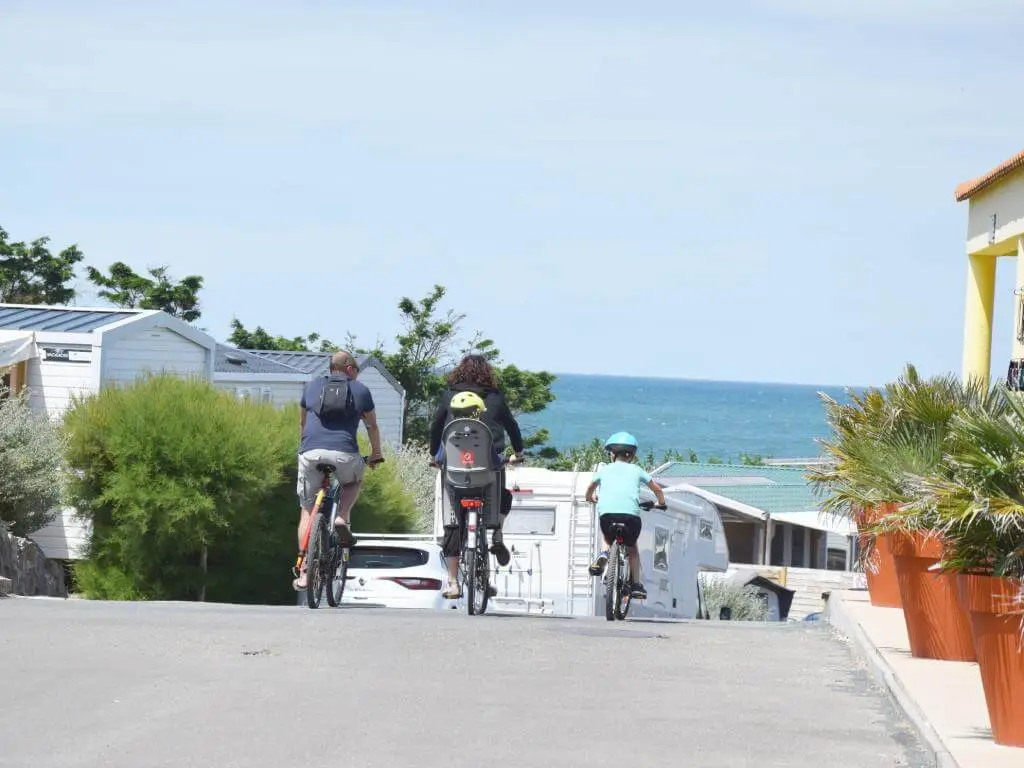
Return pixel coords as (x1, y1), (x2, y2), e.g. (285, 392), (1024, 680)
(504, 506), (556, 535)
(827, 547), (848, 571)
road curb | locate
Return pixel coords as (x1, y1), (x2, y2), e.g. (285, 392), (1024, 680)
(825, 593), (959, 768)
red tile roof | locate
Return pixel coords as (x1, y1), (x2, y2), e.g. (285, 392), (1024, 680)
(955, 149), (1024, 202)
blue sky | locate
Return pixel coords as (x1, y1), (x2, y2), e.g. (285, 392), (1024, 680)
(2, 0), (1023, 387)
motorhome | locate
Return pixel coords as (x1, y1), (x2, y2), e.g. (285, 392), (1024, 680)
(432, 464), (730, 617)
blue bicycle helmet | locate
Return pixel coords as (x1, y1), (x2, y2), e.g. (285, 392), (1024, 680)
(603, 431), (638, 451)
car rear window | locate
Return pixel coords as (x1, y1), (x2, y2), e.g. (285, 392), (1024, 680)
(348, 546), (430, 569)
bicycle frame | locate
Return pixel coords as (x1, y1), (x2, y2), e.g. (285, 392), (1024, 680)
(294, 474), (333, 576)
(294, 455), (381, 575)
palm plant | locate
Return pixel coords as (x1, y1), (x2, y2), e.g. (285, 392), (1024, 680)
(905, 391), (1024, 582)
(808, 364), (1003, 569)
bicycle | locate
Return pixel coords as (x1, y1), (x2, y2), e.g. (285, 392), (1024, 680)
(601, 499), (665, 622)
(435, 454), (522, 615)
(295, 455), (384, 610)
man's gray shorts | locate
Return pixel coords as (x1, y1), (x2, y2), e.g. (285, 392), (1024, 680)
(296, 449), (365, 508)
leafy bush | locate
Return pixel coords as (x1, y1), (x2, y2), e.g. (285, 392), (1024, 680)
(65, 377), (427, 604)
(699, 574), (769, 621)
(0, 386), (67, 535)
(65, 375), (299, 603)
(348, 433), (426, 534)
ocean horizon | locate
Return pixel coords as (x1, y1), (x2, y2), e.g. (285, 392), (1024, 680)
(518, 373), (860, 462)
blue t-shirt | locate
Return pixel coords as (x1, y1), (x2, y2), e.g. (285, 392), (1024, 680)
(593, 461), (653, 517)
(299, 375), (375, 454)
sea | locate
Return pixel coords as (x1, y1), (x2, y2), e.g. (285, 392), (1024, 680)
(517, 374), (857, 462)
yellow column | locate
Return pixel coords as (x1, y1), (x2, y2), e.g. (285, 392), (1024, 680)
(962, 252), (997, 385)
(1015, 237), (1024, 361)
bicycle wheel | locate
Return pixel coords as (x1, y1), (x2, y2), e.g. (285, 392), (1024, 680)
(326, 544), (347, 608)
(471, 526), (490, 615)
(463, 510), (489, 615)
(615, 547), (632, 620)
(305, 513), (327, 609)
(324, 499), (347, 608)
(604, 541), (620, 621)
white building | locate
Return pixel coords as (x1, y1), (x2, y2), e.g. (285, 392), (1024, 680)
(0, 303), (405, 561)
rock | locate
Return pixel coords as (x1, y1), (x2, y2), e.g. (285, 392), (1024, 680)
(0, 523), (67, 597)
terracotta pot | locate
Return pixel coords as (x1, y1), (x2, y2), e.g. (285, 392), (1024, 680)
(855, 506), (901, 608)
(889, 531), (976, 662)
(956, 575), (1024, 748)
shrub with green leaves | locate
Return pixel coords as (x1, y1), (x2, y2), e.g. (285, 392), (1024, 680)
(65, 376), (427, 604)
(699, 574), (769, 621)
(64, 375), (298, 602)
(0, 385), (67, 535)
(347, 433), (426, 534)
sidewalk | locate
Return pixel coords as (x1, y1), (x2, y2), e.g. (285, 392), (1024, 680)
(827, 589), (1022, 768)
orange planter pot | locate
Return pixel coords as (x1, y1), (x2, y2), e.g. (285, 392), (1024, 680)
(856, 506), (901, 608)
(956, 575), (1024, 748)
(889, 532), (976, 662)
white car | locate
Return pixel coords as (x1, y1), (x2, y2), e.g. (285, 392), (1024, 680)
(341, 535), (450, 610)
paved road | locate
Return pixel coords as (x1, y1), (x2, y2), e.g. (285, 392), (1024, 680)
(1, 598), (931, 768)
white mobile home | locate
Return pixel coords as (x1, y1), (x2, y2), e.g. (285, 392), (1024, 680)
(433, 465), (730, 617)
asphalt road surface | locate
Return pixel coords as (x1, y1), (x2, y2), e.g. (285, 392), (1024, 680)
(1, 598), (932, 768)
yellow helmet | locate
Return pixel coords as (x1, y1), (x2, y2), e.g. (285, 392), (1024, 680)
(450, 391), (486, 419)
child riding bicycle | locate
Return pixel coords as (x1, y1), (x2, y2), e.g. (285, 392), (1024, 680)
(584, 431), (667, 600)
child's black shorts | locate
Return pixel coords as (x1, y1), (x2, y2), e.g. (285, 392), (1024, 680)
(599, 514), (642, 546)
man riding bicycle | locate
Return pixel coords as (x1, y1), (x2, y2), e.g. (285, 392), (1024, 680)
(292, 351), (383, 591)
(585, 431), (666, 600)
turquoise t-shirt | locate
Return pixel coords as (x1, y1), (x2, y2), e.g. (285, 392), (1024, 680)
(593, 461), (653, 517)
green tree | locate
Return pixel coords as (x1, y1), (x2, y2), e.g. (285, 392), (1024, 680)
(354, 285), (557, 444)
(227, 318), (338, 352)
(0, 226), (83, 305)
(86, 262), (204, 322)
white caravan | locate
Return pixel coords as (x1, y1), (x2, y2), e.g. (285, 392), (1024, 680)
(432, 464), (730, 617)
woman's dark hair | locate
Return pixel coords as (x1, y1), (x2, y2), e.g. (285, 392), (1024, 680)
(447, 354), (500, 389)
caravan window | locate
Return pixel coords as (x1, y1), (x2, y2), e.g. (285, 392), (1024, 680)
(504, 506), (556, 535)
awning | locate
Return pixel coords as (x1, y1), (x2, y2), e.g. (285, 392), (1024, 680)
(0, 331), (35, 371)
(770, 510), (855, 537)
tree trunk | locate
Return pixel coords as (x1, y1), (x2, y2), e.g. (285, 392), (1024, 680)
(198, 544), (207, 602)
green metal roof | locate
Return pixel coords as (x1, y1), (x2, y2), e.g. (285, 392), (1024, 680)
(653, 461), (811, 483)
(690, 483), (822, 514)
(653, 461), (823, 514)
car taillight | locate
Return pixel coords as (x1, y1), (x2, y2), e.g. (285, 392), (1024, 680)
(381, 577), (442, 590)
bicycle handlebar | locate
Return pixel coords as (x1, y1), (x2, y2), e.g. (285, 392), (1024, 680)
(363, 455), (385, 467)
(639, 500), (668, 511)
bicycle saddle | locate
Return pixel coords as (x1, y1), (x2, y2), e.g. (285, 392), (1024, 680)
(315, 463), (337, 473)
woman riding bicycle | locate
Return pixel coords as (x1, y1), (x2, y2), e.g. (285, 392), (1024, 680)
(585, 431), (667, 600)
(428, 354), (525, 597)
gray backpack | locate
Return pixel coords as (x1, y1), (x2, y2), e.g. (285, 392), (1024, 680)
(314, 375), (354, 421)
